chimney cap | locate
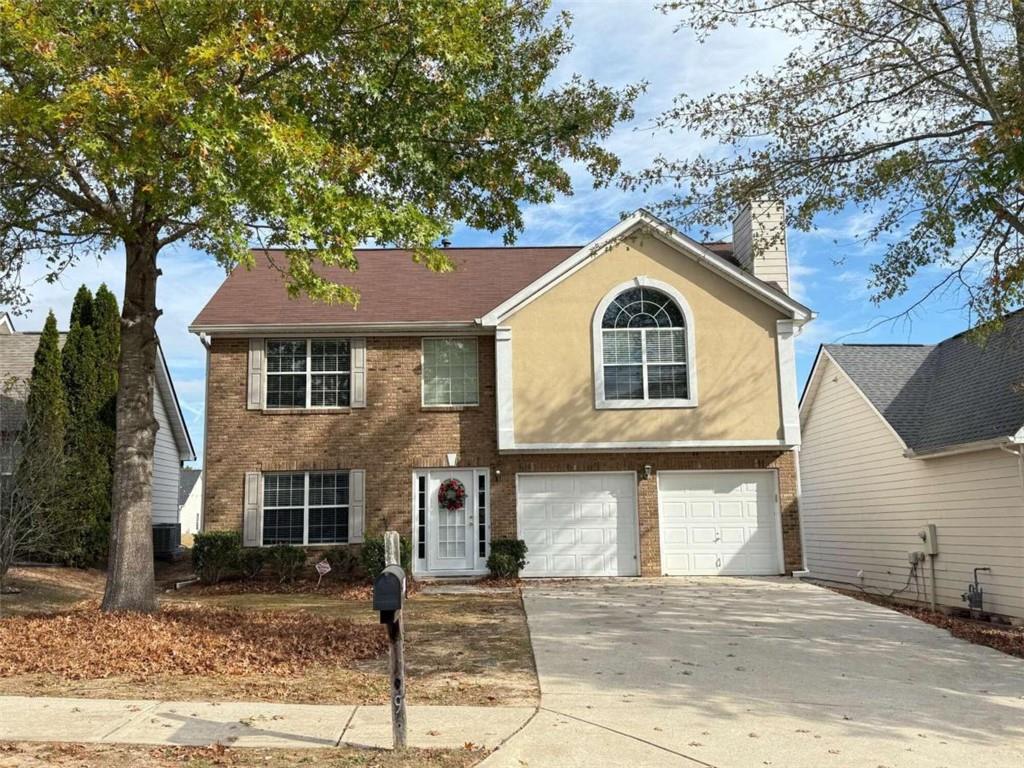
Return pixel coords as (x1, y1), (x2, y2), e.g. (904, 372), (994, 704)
(440, 238), (452, 248)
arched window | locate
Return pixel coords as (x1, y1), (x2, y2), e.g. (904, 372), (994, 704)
(593, 279), (696, 408)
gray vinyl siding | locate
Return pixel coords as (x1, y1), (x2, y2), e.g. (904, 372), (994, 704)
(801, 357), (1024, 618)
(152, 384), (181, 526)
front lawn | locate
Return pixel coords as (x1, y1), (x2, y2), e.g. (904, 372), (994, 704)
(0, 567), (537, 706)
(0, 742), (485, 768)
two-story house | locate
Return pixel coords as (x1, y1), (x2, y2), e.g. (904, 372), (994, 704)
(190, 205), (813, 578)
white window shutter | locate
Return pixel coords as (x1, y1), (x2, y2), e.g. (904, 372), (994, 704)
(243, 471), (263, 546)
(247, 338), (264, 410)
(349, 469), (365, 543)
(350, 337), (366, 407)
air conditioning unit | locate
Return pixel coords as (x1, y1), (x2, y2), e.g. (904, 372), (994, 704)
(152, 523), (182, 560)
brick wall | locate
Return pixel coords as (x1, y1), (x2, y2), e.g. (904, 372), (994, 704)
(203, 335), (803, 575)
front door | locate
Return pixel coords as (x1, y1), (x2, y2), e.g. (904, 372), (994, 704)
(426, 469), (476, 573)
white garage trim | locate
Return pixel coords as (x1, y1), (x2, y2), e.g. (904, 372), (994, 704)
(516, 471), (640, 577)
(657, 470), (784, 576)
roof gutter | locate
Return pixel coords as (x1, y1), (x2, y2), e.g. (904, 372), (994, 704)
(189, 321), (486, 337)
(903, 435), (1019, 460)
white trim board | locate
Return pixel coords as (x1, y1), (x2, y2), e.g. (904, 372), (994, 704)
(500, 439), (793, 453)
(479, 209), (814, 326)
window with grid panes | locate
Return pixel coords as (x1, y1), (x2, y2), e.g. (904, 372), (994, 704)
(262, 471), (349, 545)
(265, 339), (350, 408)
(601, 287), (689, 400)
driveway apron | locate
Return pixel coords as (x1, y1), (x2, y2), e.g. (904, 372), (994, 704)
(482, 577), (1024, 768)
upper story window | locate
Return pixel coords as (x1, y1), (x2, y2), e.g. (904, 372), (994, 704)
(422, 338), (479, 407)
(593, 279), (697, 409)
(266, 338), (351, 409)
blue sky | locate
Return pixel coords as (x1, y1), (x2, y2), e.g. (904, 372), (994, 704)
(3, 1), (977, 465)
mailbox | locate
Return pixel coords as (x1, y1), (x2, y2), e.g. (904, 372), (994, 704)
(373, 564), (406, 623)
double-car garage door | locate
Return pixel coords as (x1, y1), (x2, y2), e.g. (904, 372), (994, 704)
(517, 470), (781, 577)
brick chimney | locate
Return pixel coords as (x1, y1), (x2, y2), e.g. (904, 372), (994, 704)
(731, 200), (790, 295)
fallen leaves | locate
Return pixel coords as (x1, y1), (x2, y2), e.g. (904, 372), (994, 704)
(0, 601), (388, 680)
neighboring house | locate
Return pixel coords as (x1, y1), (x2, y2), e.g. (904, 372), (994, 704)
(800, 315), (1024, 618)
(0, 312), (196, 552)
(178, 468), (203, 545)
(190, 204), (814, 578)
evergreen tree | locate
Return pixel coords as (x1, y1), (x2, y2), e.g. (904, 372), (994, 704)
(14, 311), (67, 557)
(60, 310), (110, 566)
(91, 285), (120, 458)
(69, 285), (94, 329)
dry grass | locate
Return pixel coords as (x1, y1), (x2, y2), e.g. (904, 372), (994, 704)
(0, 742), (487, 768)
(0, 567), (538, 706)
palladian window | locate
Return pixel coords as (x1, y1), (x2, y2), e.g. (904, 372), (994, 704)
(595, 282), (696, 408)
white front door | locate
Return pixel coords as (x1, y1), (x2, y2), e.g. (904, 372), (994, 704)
(658, 471), (782, 576)
(426, 469), (477, 573)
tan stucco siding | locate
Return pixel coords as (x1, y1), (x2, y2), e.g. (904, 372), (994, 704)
(506, 235), (787, 444)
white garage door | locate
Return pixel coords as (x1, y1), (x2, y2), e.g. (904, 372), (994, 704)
(517, 473), (638, 577)
(658, 471), (781, 576)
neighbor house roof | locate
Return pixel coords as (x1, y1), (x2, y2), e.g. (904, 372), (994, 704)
(178, 467), (202, 507)
(803, 310), (1024, 456)
(189, 210), (813, 334)
(0, 325), (195, 463)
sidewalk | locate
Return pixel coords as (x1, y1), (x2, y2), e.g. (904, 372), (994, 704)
(0, 696), (536, 750)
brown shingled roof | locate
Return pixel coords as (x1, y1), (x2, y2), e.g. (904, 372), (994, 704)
(191, 247), (579, 328)
(191, 240), (743, 330)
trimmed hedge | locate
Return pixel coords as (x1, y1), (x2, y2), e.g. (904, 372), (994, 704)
(359, 535), (412, 580)
(266, 544), (307, 584)
(487, 538), (528, 578)
(238, 548), (266, 580)
(192, 531), (241, 584)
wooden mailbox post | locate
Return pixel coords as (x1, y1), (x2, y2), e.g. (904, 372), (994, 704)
(372, 530), (407, 749)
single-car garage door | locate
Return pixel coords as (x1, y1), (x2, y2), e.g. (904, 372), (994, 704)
(517, 473), (638, 577)
(658, 471), (781, 575)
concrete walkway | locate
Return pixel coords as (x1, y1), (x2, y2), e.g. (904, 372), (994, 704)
(481, 578), (1024, 768)
(0, 696), (535, 750)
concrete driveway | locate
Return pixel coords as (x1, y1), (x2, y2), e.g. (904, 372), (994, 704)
(482, 578), (1024, 768)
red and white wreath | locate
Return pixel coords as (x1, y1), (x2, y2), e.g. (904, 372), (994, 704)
(437, 478), (467, 511)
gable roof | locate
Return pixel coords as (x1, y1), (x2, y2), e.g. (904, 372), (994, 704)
(190, 209), (813, 333)
(178, 468), (202, 507)
(0, 326), (195, 463)
(802, 311), (1024, 456)
(482, 209), (814, 325)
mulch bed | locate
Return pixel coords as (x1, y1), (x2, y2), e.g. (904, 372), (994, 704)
(0, 601), (388, 680)
(830, 588), (1024, 659)
(184, 579), (376, 599)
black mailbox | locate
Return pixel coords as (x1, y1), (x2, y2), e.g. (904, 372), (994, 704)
(373, 565), (406, 623)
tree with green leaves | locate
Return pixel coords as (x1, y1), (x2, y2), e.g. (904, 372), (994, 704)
(627, 0), (1024, 323)
(0, 1), (636, 612)
(60, 302), (111, 566)
(11, 311), (67, 561)
(69, 285), (93, 329)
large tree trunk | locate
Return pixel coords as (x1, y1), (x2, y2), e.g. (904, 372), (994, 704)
(101, 234), (161, 613)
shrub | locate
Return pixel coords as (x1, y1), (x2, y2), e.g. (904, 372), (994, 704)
(324, 546), (362, 581)
(238, 548), (266, 580)
(359, 535), (412, 580)
(487, 539), (528, 578)
(192, 531), (241, 584)
(266, 544), (307, 584)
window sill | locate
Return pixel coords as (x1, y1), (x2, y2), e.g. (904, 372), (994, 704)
(261, 407), (353, 415)
(420, 404), (479, 412)
(595, 398), (698, 410)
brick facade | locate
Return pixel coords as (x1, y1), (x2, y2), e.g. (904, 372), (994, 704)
(203, 335), (803, 576)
